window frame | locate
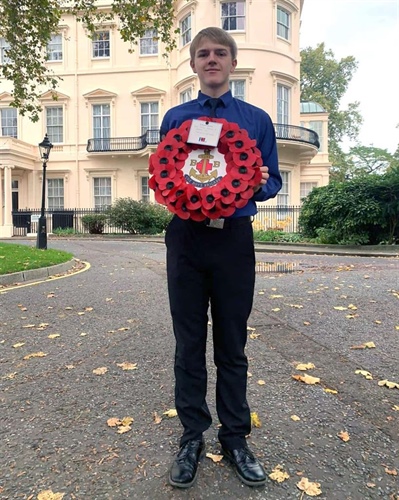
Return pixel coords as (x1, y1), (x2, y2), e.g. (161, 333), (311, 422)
(140, 29), (158, 56)
(141, 176), (150, 202)
(180, 14), (192, 47)
(221, 1), (246, 32)
(0, 37), (11, 64)
(277, 6), (290, 41)
(180, 88), (192, 104)
(276, 171), (290, 207)
(93, 177), (112, 209)
(229, 79), (246, 101)
(47, 34), (63, 62)
(277, 83), (290, 125)
(300, 181), (318, 200)
(46, 106), (64, 144)
(140, 101), (159, 138)
(0, 107), (18, 138)
(92, 31), (110, 59)
(47, 178), (65, 210)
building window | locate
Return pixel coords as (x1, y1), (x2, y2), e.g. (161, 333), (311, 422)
(92, 31), (110, 58)
(229, 80), (245, 101)
(141, 102), (159, 143)
(47, 34), (63, 61)
(93, 104), (110, 150)
(0, 38), (11, 64)
(277, 6), (290, 40)
(141, 176), (150, 202)
(46, 107), (63, 143)
(180, 89), (192, 104)
(47, 179), (64, 209)
(1, 108), (17, 138)
(277, 83), (290, 124)
(277, 171), (289, 206)
(221, 1), (245, 31)
(309, 120), (324, 152)
(140, 29), (158, 55)
(94, 177), (111, 208)
(300, 182), (318, 200)
(180, 14), (191, 46)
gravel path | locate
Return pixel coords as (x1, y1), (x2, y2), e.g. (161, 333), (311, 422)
(0, 240), (398, 499)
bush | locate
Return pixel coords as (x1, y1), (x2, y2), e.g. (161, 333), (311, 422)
(107, 198), (173, 234)
(81, 214), (108, 234)
(299, 172), (399, 245)
(253, 230), (305, 243)
(52, 227), (78, 236)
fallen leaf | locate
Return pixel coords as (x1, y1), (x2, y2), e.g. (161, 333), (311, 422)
(247, 326), (256, 331)
(23, 352), (47, 360)
(270, 295), (284, 298)
(338, 431), (350, 442)
(346, 314), (359, 319)
(22, 324), (36, 328)
(269, 464), (290, 482)
(375, 320), (382, 324)
(350, 342), (376, 349)
(12, 342), (25, 348)
(334, 306), (347, 311)
(290, 304), (303, 309)
(296, 477), (322, 496)
(392, 405), (399, 411)
(37, 491), (64, 500)
(48, 334), (60, 339)
(324, 388), (338, 394)
(257, 379), (266, 385)
(118, 327), (130, 331)
(303, 321), (311, 326)
(363, 342), (376, 348)
(120, 416), (133, 426)
(93, 367), (108, 375)
(247, 371), (252, 378)
(385, 468), (398, 476)
(107, 418), (122, 427)
(163, 409), (178, 418)
(249, 333), (260, 339)
(355, 369), (373, 380)
(250, 412), (262, 428)
(2, 372), (17, 380)
(292, 374), (320, 385)
(348, 304), (358, 310)
(85, 307), (94, 311)
(65, 306), (73, 310)
(366, 482), (376, 488)
(206, 453), (224, 463)
(395, 326), (399, 330)
(153, 412), (162, 424)
(295, 362), (315, 371)
(378, 379), (399, 389)
(117, 425), (131, 434)
(258, 291), (265, 295)
(117, 362), (138, 370)
(291, 415), (301, 421)
(80, 332), (88, 336)
(271, 308), (280, 312)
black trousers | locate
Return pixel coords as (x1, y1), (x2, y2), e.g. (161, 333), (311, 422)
(165, 215), (255, 449)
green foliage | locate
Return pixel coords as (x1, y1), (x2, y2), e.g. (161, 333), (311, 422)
(81, 214), (108, 234)
(0, 0), (177, 121)
(52, 227), (78, 236)
(107, 198), (172, 234)
(253, 230), (305, 243)
(300, 43), (363, 169)
(299, 172), (399, 244)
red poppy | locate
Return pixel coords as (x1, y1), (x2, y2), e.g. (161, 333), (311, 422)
(226, 162), (256, 181)
(232, 149), (259, 168)
(234, 193), (250, 209)
(174, 196), (191, 219)
(154, 163), (177, 181)
(158, 171), (183, 191)
(200, 187), (216, 210)
(219, 202), (236, 217)
(185, 185), (202, 210)
(226, 177), (249, 194)
(202, 200), (223, 219)
(190, 209), (207, 222)
(165, 185), (186, 203)
(212, 180), (236, 204)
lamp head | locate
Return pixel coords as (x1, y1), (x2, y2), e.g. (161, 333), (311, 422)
(39, 134), (53, 161)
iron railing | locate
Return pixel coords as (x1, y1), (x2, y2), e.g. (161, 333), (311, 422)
(12, 205), (302, 236)
(86, 125), (319, 153)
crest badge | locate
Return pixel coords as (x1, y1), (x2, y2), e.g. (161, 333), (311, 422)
(183, 148), (227, 189)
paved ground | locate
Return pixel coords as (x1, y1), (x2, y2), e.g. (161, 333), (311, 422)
(1, 239), (398, 499)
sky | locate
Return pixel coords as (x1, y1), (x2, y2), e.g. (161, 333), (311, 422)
(300, 0), (399, 153)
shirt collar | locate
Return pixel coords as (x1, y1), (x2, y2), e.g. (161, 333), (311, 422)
(198, 90), (233, 109)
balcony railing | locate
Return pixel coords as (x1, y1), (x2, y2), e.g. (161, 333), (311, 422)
(86, 124), (319, 153)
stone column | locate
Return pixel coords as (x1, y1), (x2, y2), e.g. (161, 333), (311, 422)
(0, 165), (14, 238)
(0, 167), (3, 226)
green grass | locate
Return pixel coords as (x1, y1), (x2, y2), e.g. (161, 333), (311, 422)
(0, 243), (73, 276)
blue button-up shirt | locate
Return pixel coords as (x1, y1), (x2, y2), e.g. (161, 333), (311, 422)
(160, 90), (282, 217)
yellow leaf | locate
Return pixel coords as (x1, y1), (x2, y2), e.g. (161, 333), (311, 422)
(338, 431), (350, 442)
(153, 412), (162, 424)
(23, 352), (47, 360)
(392, 405), (399, 411)
(80, 332), (88, 336)
(346, 314), (359, 319)
(85, 307), (94, 311)
(117, 362), (138, 370)
(363, 342), (376, 348)
(77, 312), (85, 316)
(378, 379), (399, 389)
(118, 327), (130, 331)
(270, 294), (284, 298)
(291, 415), (301, 421)
(117, 425), (131, 434)
(290, 304), (303, 309)
(12, 342), (25, 348)
(93, 367), (108, 375)
(258, 291), (265, 295)
(269, 464), (290, 482)
(334, 306), (347, 311)
(292, 374), (320, 385)
(65, 365), (75, 370)
(249, 333), (260, 339)
(48, 334), (60, 339)
(65, 306), (73, 310)
(22, 324), (36, 328)
(107, 418), (121, 427)
(206, 452), (224, 463)
(163, 408), (178, 418)
(247, 371), (253, 378)
(385, 468), (397, 476)
(37, 490), (65, 500)
(375, 320), (382, 324)
(324, 388), (338, 394)
(355, 369), (373, 380)
(257, 380), (266, 385)
(247, 326), (256, 331)
(120, 416), (134, 426)
(395, 326), (399, 330)
(296, 477), (322, 496)
(303, 321), (311, 326)
(348, 304), (358, 310)
(295, 362), (315, 371)
(271, 308), (280, 312)
(251, 412), (262, 428)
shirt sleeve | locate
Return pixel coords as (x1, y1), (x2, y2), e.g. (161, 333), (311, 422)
(253, 112), (282, 202)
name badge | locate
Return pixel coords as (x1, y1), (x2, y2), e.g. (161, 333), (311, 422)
(187, 119), (223, 147)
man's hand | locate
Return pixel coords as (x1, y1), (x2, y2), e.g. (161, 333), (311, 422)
(253, 166), (270, 193)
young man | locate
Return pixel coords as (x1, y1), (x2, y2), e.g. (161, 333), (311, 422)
(160, 27), (282, 488)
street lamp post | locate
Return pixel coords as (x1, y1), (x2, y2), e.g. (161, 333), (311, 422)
(36, 134), (53, 250)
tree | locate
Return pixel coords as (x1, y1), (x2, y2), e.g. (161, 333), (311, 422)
(300, 43), (363, 169)
(0, 0), (177, 121)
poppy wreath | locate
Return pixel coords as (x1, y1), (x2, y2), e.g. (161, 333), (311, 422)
(148, 117), (263, 221)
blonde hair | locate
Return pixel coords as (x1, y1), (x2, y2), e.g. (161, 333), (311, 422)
(190, 27), (238, 60)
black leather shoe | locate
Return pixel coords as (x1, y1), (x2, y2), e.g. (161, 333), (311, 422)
(169, 439), (205, 488)
(222, 446), (266, 486)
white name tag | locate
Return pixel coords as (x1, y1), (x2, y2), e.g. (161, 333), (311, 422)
(187, 119), (223, 147)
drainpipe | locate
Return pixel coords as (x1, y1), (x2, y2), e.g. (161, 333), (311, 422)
(74, 16), (80, 208)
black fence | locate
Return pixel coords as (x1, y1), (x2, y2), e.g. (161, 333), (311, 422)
(12, 205), (302, 236)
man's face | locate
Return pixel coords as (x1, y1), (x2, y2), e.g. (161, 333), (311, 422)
(190, 39), (237, 95)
